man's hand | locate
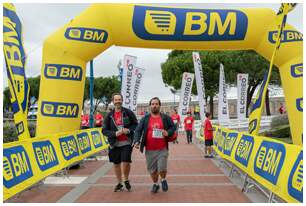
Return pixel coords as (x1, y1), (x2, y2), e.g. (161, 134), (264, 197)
(133, 142), (140, 149)
(162, 130), (168, 137)
(116, 129), (123, 136)
(122, 128), (130, 134)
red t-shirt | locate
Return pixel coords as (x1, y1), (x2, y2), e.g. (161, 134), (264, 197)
(146, 115), (167, 151)
(171, 114), (180, 126)
(184, 116), (194, 131)
(204, 118), (213, 140)
(81, 115), (89, 127)
(95, 113), (103, 126)
(114, 111), (128, 142)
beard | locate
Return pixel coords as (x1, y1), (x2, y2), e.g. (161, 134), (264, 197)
(114, 102), (122, 109)
(151, 107), (159, 114)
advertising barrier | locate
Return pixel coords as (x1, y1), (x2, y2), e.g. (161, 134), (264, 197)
(3, 128), (109, 201)
(197, 126), (303, 203)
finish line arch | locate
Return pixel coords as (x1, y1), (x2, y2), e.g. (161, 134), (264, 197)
(37, 4), (302, 145)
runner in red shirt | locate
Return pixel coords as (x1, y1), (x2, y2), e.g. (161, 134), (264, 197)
(171, 108), (180, 144)
(94, 112), (103, 127)
(81, 114), (89, 129)
(184, 111), (194, 144)
(203, 112), (214, 158)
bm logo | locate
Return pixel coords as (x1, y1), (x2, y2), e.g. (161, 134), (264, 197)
(33, 141), (59, 171)
(254, 141), (285, 185)
(288, 151), (303, 202)
(41, 101), (79, 118)
(91, 131), (103, 149)
(3, 146), (33, 188)
(296, 98), (303, 112)
(77, 132), (92, 154)
(59, 135), (80, 161)
(223, 132), (238, 157)
(44, 64), (82, 81)
(291, 63), (303, 78)
(132, 6), (248, 41)
(268, 30), (303, 44)
(235, 135), (254, 167)
(65, 27), (108, 43)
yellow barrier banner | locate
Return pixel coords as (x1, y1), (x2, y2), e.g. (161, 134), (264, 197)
(198, 126), (303, 203)
(3, 3), (30, 140)
(3, 128), (109, 201)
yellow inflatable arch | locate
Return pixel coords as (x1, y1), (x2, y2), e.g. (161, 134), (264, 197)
(37, 4), (303, 145)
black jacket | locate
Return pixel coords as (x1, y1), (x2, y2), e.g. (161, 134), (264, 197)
(102, 107), (138, 147)
(133, 113), (176, 153)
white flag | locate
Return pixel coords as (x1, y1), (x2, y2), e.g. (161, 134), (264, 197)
(130, 67), (145, 113)
(121, 55), (137, 110)
(192, 52), (207, 122)
(178, 72), (195, 121)
(218, 64), (229, 123)
(237, 73), (248, 120)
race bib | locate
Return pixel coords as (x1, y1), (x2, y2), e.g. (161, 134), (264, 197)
(173, 120), (178, 124)
(117, 125), (124, 130)
(153, 128), (163, 139)
(187, 120), (191, 124)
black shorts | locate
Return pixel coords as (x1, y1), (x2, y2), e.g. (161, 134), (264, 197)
(205, 139), (213, 146)
(108, 145), (132, 164)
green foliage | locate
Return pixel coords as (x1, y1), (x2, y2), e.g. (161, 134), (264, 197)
(3, 121), (18, 143)
(261, 124), (291, 139)
(271, 114), (289, 128)
(27, 76), (40, 100)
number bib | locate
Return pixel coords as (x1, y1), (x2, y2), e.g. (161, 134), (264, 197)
(173, 120), (178, 124)
(117, 125), (123, 130)
(153, 128), (163, 139)
(187, 120), (191, 124)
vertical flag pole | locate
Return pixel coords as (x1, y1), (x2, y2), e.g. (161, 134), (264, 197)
(89, 60), (94, 128)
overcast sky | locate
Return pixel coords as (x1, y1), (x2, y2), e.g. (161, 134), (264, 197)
(3, 3), (303, 102)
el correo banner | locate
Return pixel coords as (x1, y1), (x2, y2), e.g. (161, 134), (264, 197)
(130, 67), (145, 113)
(218, 64), (229, 123)
(237, 73), (248, 120)
(178, 72), (194, 120)
(192, 52), (207, 122)
(3, 128), (109, 201)
(121, 54), (137, 110)
(196, 126), (303, 203)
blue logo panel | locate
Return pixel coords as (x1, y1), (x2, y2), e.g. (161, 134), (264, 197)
(288, 151), (303, 202)
(3, 146), (33, 188)
(41, 101), (79, 118)
(235, 135), (254, 167)
(59, 135), (80, 161)
(91, 131), (103, 149)
(77, 132), (92, 154)
(254, 141), (286, 185)
(268, 30), (303, 44)
(223, 132), (238, 156)
(290, 63), (303, 78)
(32, 141), (59, 171)
(44, 64), (82, 81)
(132, 6), (248, 41)
(296, 98), (303, 112)
(65, 27), (108, 43)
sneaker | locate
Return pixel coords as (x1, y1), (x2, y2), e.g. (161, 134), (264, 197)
(204, 155), (209, 158)
(161, 179), (168, 192)
(208, 155), (214, 158)
(114, 183), (123, 192)
(124, 180), (131, 191)
(151, 184), (160, 193)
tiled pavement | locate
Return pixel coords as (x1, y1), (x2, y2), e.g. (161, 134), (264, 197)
(6, 135), (251, 203)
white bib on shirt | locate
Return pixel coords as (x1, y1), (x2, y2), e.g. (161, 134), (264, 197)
(153, 128), (163, 139)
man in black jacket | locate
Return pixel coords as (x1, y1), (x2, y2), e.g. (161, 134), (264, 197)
(133, 97), (176, 193)
(102, 93), (138, 192)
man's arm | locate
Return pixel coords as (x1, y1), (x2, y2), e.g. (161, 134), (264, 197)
(133, 116), (145, 145)
(165, 115), (176, 137)
(126, 109), (138, 135)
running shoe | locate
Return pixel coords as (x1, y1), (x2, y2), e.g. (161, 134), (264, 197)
(161, 179), (168, 192)
(151, 184), (160, 193)
(124, 180), (131, 191)
(114, 182), (123, 192)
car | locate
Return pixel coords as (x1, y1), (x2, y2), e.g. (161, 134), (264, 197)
(28, 103), (38, 119)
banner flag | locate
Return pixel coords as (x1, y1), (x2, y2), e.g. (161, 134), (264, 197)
(130, 67), (145, 113)
(3, 3), (30, 140)
(192, 52), (207, 122)
(178, 72), (194, 121)
(248, 3), (291, 134)
(218, 64), (229, 124)
(237, 73), (248, 120)
(121, 54), (137, 110)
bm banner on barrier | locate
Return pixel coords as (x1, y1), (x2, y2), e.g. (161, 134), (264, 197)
(198, 126), (302, 203)
(3, 128), (109, 201)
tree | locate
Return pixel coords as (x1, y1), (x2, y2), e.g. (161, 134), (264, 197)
(85, 76), (121, 114)
(27, 76), (40, 100)
(3, 87), (11, 111)
(161, 50), (281, 118)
